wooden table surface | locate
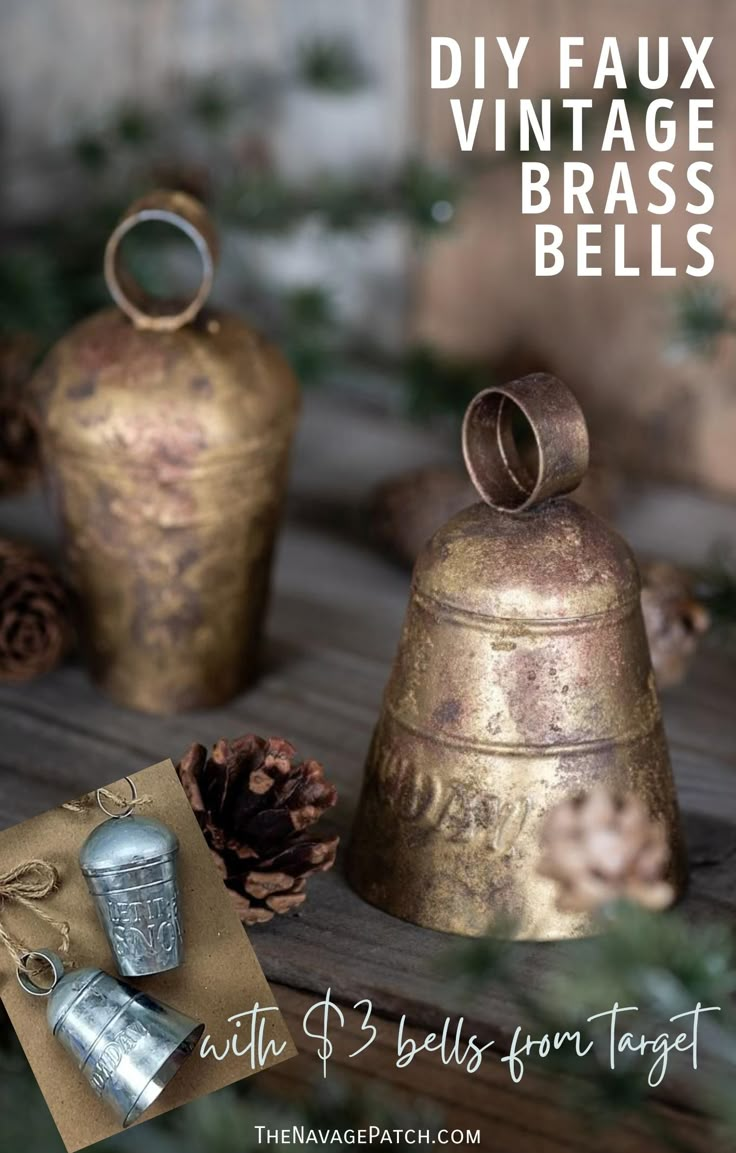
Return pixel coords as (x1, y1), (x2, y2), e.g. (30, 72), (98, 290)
(1, 392), (735, 1152)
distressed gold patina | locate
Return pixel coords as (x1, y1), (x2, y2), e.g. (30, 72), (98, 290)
(30, 191), (299, 713)
(348, 374), (686, 939)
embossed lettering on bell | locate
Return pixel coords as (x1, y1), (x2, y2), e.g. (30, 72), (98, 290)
(81, 816), (183, 977)
(348, 374), (687, 940)
(23, 951), (204, 1128)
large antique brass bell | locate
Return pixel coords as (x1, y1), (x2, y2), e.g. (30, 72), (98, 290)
(348, 374), (686, 940)
(30, 190), (299, 713)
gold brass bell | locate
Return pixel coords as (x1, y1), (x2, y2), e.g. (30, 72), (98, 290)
(29, 190), (299, 713)
(348, 374), (687, 940)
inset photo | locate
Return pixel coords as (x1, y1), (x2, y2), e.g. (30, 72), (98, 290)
(0, 760), (295, 1153)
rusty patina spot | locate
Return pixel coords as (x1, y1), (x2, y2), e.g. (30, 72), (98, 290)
(68, 378), (97, 401)
(190, 375), (213, 396)
(432, 697), (463, 727)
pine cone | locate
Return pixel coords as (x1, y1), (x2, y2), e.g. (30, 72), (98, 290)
(640, 561), (710, 689)
(0, 541), (73, 683)
(0, 335), (41, 495)
(538, 788), (675, 913)
(176, 735), (339, 925)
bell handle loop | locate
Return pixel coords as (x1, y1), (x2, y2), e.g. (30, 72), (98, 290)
(461, 373), (589, 514)
(104, 190), (219, 333)
(96, 777), (138, 820)
(17, 948), (65, 997)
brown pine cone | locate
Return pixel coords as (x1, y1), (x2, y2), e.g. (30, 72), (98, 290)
(0, 334), (41, 495)
(538, 788), (674, 914)
(640, 561), (710, 689)
(176, 735), (339, 925)
(0, 541), (73, 683)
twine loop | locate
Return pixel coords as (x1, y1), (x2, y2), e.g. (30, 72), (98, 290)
(1, 783), (152, 978)
(62, 784), (151, 816)
(0, 860), (70, 974)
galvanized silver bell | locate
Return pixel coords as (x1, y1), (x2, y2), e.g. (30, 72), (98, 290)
(80, 781), (183, 977)
(18, 949), (203, 1128)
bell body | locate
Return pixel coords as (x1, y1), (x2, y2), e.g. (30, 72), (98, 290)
(48, 966), (203, 1127)
(80, 815), (183, 976)
(30, 307), (299, 712)
(348, 498), (687, 940)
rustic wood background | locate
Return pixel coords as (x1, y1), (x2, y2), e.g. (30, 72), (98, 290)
(2, 0), (736, 491)
(0, 0), (414, 354)
(414, 0), (736, 496)
(0, 0), (412, 213)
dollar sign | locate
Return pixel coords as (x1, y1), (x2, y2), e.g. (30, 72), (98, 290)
(302, 987), (345, 1078)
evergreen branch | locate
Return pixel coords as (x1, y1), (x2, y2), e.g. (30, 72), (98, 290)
(671, 286), (736, 359)
(439, 903), (736, 1150)
(296, 38), (368, 94)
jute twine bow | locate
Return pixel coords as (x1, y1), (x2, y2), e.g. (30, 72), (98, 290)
(0, 860), (70, 973)
(0, 788), (152, 978)
(62, 788), (151, 814)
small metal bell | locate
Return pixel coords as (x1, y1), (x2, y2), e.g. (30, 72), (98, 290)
(348, 374), (687, 940)
(80, 781), (183, 977)
(18, 949), (203, 1128)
